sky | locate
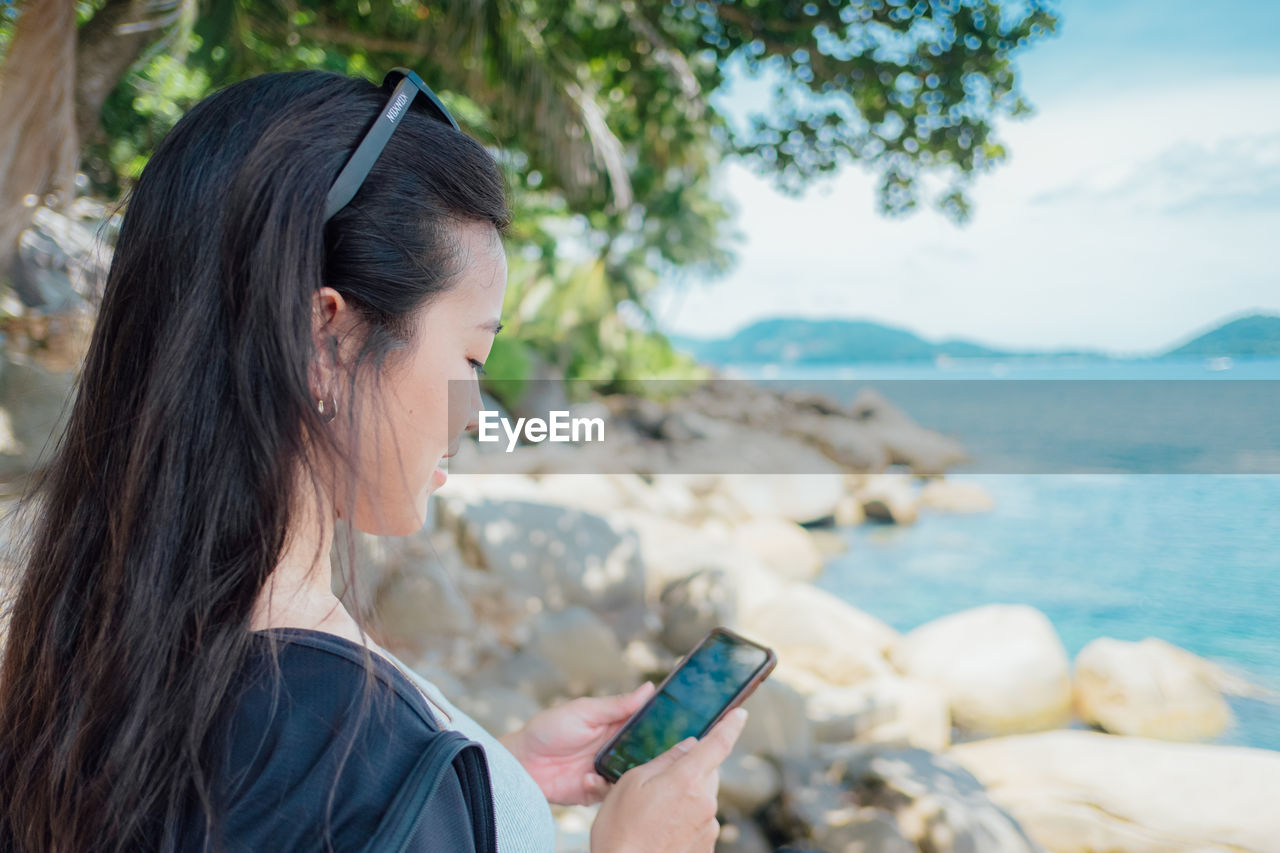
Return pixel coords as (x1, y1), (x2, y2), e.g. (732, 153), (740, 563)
(648, 0), (1280, 356)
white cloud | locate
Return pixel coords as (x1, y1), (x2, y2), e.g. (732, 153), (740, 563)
(1031, 133), (1280, 215)
(652, 76), (1280, 354)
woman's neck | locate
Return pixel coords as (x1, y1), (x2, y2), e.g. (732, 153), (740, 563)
(250, 475), (354, 637)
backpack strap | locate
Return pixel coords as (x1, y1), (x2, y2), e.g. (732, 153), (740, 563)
(360, 731), (497, 853)
(247, 628), (498, 853)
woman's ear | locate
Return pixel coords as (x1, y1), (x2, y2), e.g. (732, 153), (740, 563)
(310, 287), (351, 398)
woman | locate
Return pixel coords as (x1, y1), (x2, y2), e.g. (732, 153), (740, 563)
(0, 68), (745, 852)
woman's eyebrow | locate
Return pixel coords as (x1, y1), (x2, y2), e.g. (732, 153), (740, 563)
(477, 320), (503, 334)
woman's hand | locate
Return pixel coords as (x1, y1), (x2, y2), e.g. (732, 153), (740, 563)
(589, 707), (749, 853)
(501, 681), (656, 806)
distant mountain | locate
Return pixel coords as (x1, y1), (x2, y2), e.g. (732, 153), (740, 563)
(668, 313), (1280, 365)
(668, 318), (1011, 364)
(1161, 315), (1280, 358)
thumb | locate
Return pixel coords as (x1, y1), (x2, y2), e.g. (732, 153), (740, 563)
(582, 681), (655, 724)
(627, 680), (656, 707)
(634, 735), (698, 778)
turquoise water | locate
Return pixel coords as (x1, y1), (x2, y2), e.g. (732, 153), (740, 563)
(726, 357), (1280, 750)
(820, 474), (1280, 751)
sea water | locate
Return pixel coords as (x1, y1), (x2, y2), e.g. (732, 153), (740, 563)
(724, 357), (1280, 750)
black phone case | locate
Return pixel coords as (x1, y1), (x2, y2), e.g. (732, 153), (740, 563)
(592, 626), (777, 782)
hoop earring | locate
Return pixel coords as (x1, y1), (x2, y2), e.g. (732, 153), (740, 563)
(317, 396), (337, 423)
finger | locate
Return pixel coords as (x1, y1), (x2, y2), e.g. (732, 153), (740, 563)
(625, 680), (656, 709)
(634, 734), (698, 778)
(679, 707), (749, 777)
(582, 771), (610, 802)
(578, 682), (655, 724)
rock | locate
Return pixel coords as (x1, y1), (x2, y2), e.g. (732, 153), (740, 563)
(607, 509), (785, 616)
(330, 527), (493, 668)
(782, 410), (890, 472)
(658, 569), (738, 655)
(834, 494), (866, 527)
(828, 743), (1046, 853)
(919, 478), (996, 513)
(890, 604), (1072, 735)
(856, 474), (920, 525)
(949, 730), (1280, 853)
(759, 757), (858, 842)
(848, 388), (969, 476)
(718, 750), (783, 815)
(527, 473), (633, 514)
(737, 679), (813, 763)
(0, 352), (77, 478)
(473, 648), (567, 705)
(523, 606), (636, 697)
(439, 497), (645, 615)
(658, 409), (737, 442)
(728, 517), (825, 582)
(1073, 637), (1233, 741)
(450, 682), (541, 738)
(810, 810), (916, 853)
(623, 640), (678, 687)
(370, 557), (476, 648)
(806, 528), (849, 559)
(712, 471), (845, 526)
(715, 808), (774, 853)
(806, 675), (951, 751)
(741, 584), (898, 686)
(607, 473), (698, 519)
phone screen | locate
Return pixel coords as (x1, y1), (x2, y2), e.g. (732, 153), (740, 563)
(596, 629), (772, 781)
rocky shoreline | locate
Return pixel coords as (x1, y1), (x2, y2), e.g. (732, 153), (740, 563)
(3, 368), (1278, 851)
(335, 380), (1280, 853)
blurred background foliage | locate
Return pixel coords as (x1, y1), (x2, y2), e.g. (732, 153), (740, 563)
(0, 0), (1057, 399)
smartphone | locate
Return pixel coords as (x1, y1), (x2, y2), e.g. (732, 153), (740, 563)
(593, 626), (777, 783)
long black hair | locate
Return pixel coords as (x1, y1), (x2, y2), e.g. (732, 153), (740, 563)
(0, 69), (511, 852)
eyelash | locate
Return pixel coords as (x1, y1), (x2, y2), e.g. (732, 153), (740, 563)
(468, 358), (488, 377)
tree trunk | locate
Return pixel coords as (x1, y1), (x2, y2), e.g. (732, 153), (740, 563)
(0, 0), (79, 283)
(74, 0), (166, 148)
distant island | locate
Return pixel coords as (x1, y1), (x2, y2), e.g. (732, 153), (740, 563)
(668, 313), (1280, 365)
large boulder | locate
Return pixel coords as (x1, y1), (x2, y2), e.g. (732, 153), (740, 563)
(524, 473), (634, 514)
(741, 584), (898, 687)
(450, 682), (541, 739)
(0, 352), (77, 478)
(607, 509), (786, 616)
(847, 388), (969, 476)
(764, 743), (1042, 853)
(737, 679), (814, 763)
(919, 477), (996, 513)
(709, 471), (846, 526)
(853, 473), (920, 525)
(1073, 637), (1232, 741)
(806, 675), (951, 751)
(718, 750), (783, 815)
(522, 606), (636, 697)
(889, 604), (1072, 735)
(781, 409), (890, 472)
(829, 743), (1046, 853)
(949, 730), (1280, 853)
(606, 473), (698, 519)
(724, 516), (824, 582)
(438, 496), (645, 615)
(658, 569), (737, 655)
